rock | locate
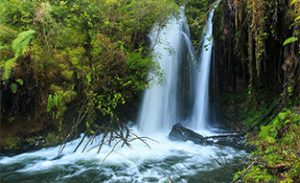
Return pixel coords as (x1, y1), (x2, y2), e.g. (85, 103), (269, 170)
(206, 135), (246, 150)
(168, 123), (207, 144)
(168, 123), (246, 150)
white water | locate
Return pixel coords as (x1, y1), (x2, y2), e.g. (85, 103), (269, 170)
(138, 9), (190, 134)
(0, 127), (246, 183)
(0, 4), (247, 183)
(190, 3), (219, 130)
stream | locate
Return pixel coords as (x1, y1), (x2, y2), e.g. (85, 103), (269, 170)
(0, 127), (246, 183)
(0, 2), (247, 182)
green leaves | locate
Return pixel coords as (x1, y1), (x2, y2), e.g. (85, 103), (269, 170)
(0, 44), (10, 51)
(0, 25), (17, 42)
(12, 29), (36, 57)
(95, 92), (125, 118)
(242, 110), (300, 182)
(1, 29), (36, 81)
(283, 36), (298, 46)
(259, 125), (276, 143)
(0, 0), (182, 137)
(15, 79), (23, 86)
(46, 84), (77, 121)
(2, 58), (17, 81)
(8, 79), (23, 94)
(9, 83), (18, 94)
(47, 92), (64, 119)
(47, 89), (77, 120)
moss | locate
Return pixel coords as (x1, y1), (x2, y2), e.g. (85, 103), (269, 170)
(234, 110), (300, 182)
(0, 129), (69, 154)
(235, 166), (275, 182)
(43, 133), (64, 147)
(1, 136), (21, 151)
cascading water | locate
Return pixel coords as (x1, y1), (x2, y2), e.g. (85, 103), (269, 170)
(138, 8), (193, 134)
(0, 3), (246, 183)
(190, 2), (219, 130)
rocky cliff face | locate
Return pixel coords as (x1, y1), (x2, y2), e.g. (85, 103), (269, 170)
(210, 0), (299, 128)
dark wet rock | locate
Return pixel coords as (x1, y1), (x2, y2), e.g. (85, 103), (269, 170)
(205, 135), (246, 150)
(169, 123), (207, 144)
(169, 123), (246, 150)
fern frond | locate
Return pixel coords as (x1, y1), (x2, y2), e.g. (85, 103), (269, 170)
(12, 29), (36, 57)
(1, 30), (36, 81)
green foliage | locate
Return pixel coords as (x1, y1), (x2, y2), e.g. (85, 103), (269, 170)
(15, 79), (23, 85)
(2, 58), (17, 81)
(236, 110), (300, 182)
(1, 29), (36, 81)
(0, 0), (35, 28)
(3, 136), (21, 151)
(95, 93), (125, 118)
(126, 50), (162, 90)
(11, 29), (36, 57)
(43, 132), (63, 147)
(283, 36), (298, 46)
(0, 0), (180, 145)
(183, 0), (209, 47)
(9, 83), (18, 94)
(46, 85), (77, 131)
(0, 25), (17, 43)
(235, 166), (275, 182)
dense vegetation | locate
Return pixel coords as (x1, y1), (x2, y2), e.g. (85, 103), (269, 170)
(0, 0), (211, 154)
(0, 0), (180, 152)
(0, 0), (299, 182)
(213, 0), (300, 182)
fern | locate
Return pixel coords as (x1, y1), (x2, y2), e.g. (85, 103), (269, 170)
(12, 29), (36, 57)
(1, 29), (36, 81)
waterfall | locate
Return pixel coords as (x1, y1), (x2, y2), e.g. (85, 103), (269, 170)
(0, 4), (248, 182)
(138, 8), (194, 134)
(190, 2), (219, 130)
(138, 2), (220, 133)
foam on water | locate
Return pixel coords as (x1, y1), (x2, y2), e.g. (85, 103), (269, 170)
(0, 127), (245, 183)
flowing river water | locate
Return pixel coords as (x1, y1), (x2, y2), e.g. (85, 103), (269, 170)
(0, 2), (247, 183)
(0, 127), (246, 183)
